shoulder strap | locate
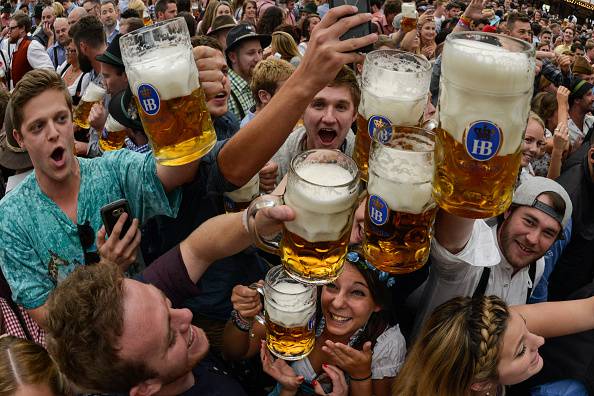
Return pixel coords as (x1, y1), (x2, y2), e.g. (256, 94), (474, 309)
(52, 46), (58, 69)
(229, 89), (246, 120)
(473, 267), (491, 298)
(525, 261), (537, 304)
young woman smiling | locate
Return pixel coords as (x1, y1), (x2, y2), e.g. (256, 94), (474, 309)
(223, 248), (405, 396)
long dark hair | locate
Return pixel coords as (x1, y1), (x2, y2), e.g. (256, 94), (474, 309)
(316, 246), (395, 350)
(256, 6), (284, 35)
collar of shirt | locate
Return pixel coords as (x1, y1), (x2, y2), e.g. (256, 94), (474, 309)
(228, 69), (250, 92)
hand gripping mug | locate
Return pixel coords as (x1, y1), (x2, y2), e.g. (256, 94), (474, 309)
(363, 126), (436, 274)
(120, 17), (216, 166)
(251, 266), (317, 360)
(433, 32), (535, 218)
(247, 149), (361, 284)
(353, 49), (431, 181)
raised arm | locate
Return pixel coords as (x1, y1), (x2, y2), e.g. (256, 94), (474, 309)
(179, 204), (295, 283)
(434, 210), (475, 254)
(218, 6), (377, 187)
(514, 296), (594, 339)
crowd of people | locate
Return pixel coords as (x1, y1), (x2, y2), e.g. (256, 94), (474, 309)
(0, 0), (592, 394)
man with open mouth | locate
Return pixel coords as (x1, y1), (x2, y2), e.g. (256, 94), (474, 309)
(265, 65), (360, 186)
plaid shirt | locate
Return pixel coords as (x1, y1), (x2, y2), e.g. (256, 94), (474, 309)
(227, 69), (254, 121)
(0, 298), (45, 346)
(540, 58), (573, 88)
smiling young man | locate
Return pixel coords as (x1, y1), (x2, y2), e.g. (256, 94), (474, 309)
(412, 177), (573, 331)
(264, 65), (360, 185)
(46, 204), (295, 396)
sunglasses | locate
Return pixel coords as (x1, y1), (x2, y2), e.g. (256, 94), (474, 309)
(77, 221), (100, 264)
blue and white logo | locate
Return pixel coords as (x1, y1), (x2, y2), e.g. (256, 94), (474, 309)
(368, 195), (389, 226)
(368, 115), (393, 143)
(307, 315), (315, 331)
(465, 120), (501, 161)
(137, 83), (160, 116)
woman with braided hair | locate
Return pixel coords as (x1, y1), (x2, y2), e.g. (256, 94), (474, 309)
(393, 295), (594, 396)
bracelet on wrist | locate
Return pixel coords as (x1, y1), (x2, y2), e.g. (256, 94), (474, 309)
(231, 309), (251, 332)
(459, 15), (471, 25)
(349, 372), (372, 382)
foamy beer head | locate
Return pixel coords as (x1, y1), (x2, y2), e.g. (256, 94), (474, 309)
(265, 280), (316, 329)
(440, 32), (535, 158)
(360, 50), (431, 128)
(81, 82), (106, 103)
(284, 150), (360, 243)
(400, 2), (418, 32)
(104, 115), (126, 133)
(368, 129), (435, 214)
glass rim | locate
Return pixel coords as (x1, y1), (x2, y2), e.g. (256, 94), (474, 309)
(364, 48), (432, 74)
(120, 16), (187, 41)
(289, 149), (359, 189)
(445, 31), (534, 55)
(371, 126), (435, 153)
(268, 266), (316, 295)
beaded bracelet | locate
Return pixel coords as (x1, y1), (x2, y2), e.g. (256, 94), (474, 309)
(231, 309), (251, 332)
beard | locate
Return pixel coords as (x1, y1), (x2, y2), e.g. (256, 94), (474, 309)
(78, 52), (93, 73)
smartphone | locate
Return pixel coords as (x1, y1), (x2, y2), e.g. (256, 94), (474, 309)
(330, 0), (373, 53)
(100, 199), (132, 238)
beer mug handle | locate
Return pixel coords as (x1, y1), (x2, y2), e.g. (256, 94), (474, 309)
(248, 282), (266, 326)
(246, 195), (284, 255)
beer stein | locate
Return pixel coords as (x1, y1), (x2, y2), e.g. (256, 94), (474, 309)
(251, 266), (317, 360)
(433, 32), (535, 218)
(363, 127), (436, 274)
(120, 17), (216, 166)
(353, 49), (431, 181)
(247, 149), (360, 284)
(223, 174), (260, 213)
(99, 115), (127, 151)
(400, 2), (418, 32)
(72, 82), (106, 130)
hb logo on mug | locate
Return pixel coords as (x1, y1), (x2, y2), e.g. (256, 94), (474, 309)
(464, 120), (501, 161)
(138, 84), (161, 116)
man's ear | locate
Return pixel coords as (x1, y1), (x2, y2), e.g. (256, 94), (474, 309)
(258, 89), (272, 105)
(130, 378), (162, 396)
(228, 51), (238, 66)
(12, 129), (24, 148)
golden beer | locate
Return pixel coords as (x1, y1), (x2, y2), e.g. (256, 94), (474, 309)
(400, 2), (418, 32)
(247, 150), (360, 285)
(99, 115), (127, 151)
(142, 10), (153, 25)
(355, 50), (431, 181)
(281, 226), (351, 283)
(223, 174), (259, 213)
(121, 17), (217, 166)
(363, 127), (436, 274)
(253, 266), (317, 360)
(133, 88), (216, 165)
(73, 82), (106, 129)
(434, 33), (535, 218)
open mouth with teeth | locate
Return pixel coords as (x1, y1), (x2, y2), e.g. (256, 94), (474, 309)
(516, 240), (534, 255)
(318, 128), (337, 144)
(187, 327), (195, 349)
(329, 312), (352, 323)
(214, 92), (227, 100)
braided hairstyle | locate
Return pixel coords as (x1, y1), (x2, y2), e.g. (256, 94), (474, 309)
(392, 296), (510, 396)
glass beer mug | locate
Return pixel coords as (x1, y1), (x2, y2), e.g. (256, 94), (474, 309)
(251, 266), (317, 360)
(247, 149), (360, 284)
(99, 115), (127, 151)
(433, 32), (535, 218)
(120, 17), (216, 166)
(72, 82), (106, 130)
(353, 49), (431, 181)
(363, 127), (436, 274)
(223, 174), (260, 213)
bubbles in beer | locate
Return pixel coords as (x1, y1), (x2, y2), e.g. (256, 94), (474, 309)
(105, 115), (126, 132)
(81, 82), (106, 103)
(265, 281), (316, 328)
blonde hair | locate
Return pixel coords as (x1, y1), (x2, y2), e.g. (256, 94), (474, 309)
(528, 111), (545, 131)
(250, 58), (295, 105)
(271, 31), (301, 62)
(0, 336), (71, 396)
(393, 296), (510, 396)
(52, 2), (65, 17)
(127, 0), (147, 15)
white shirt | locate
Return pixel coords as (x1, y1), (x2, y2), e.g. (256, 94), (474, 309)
(568, 114), (594, 152)
(413, 221), (544, 331)
(8, 36), (54, 88)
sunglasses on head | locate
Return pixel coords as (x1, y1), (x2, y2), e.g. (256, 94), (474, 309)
(77, 221), (100, 264)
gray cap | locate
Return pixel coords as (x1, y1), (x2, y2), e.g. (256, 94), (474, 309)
(512, 176), (572, 229)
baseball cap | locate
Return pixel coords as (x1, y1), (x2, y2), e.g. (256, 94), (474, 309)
(96, 34), (124, 68)
(512, 176), (572, 229)
(225, 23), (271, 55)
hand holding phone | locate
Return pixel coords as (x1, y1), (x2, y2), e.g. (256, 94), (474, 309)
(101, 199), (133, 238)
(329, 0), (373, 53)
